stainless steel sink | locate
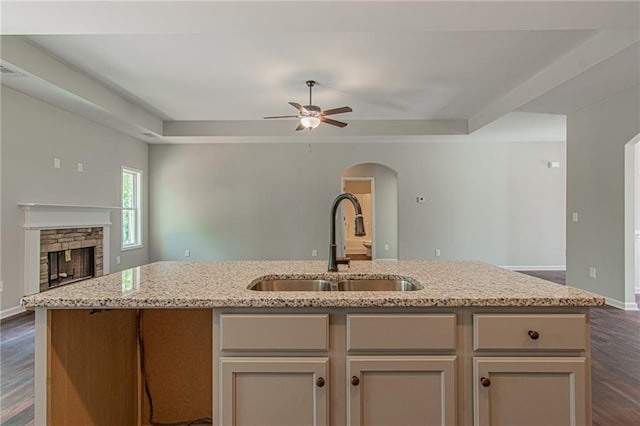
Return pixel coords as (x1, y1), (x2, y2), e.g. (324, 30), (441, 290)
(248, 279), (332, 291)
(248, 277), (421, 291)
(336, 279), (420, 291)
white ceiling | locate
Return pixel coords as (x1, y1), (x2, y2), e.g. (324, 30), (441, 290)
(26, 30), (593, 121)
(1, 1), (638, 142)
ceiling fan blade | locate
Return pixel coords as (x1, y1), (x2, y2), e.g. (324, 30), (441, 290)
(321, 117), (348, 128)
(289, 102), (304, 111)
(295, 123), (305, 131)
(264, 115), (299, 119)
(321, 106), (352, 116)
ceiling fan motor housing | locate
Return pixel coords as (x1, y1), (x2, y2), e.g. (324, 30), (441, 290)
(302, 105), (321, 117)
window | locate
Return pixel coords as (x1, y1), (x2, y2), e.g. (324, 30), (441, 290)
(122, 167), (142, 249)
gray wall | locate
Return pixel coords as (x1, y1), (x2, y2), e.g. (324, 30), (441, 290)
(343, 163), (398, 259)
(149, 140), (566, 267)
(0, 87), (149, 314)
(566, 85), (640, 306)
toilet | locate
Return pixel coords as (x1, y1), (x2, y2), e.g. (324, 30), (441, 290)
(362, 241), (372, 257)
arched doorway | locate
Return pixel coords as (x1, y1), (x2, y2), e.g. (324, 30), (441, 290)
(624, 134), (640, 309)
(340, 163), (398, 260)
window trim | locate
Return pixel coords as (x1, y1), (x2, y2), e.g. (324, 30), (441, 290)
(121, 166), (143, 251)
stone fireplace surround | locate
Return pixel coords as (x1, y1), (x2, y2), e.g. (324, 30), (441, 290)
(20, 203), (119, 296)
(40, 228), (103, 291)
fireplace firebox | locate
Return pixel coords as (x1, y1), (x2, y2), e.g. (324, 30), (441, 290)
(47, 247), (95, 288)
(38, 227), (104, 292)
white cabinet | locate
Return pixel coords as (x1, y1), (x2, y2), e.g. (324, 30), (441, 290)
(472, 313), (590, 426)
(345, 314), (457, 425)
(347, 356), (456, 426)
(216, 312), (458, 425)
(473, 357), (586, 426)
(214, 309), (592, 426)
(217, 314), (330, 425)
(220, 357), (329, 426)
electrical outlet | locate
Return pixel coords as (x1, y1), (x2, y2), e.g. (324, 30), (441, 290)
(435, 249), (441, 257)
(116, 256), (121, 265)
(184, 249), (191, 257)
(311, 249), (318, 257)
(589, 267), (597, 279)
(384, 244), (390, 251)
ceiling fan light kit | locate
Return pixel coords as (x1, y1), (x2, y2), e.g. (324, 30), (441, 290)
(264, 80), (352, 131)
(300, 115), (321, 129)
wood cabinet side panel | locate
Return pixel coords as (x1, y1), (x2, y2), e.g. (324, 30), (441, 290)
(139, 309), (212, 425)
(48, 309), (138, 426)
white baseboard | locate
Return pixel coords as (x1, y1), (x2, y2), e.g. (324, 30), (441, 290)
(605, 297), (639, 311)
(1, 305), (26, 320)
(500, 265), (566, 271)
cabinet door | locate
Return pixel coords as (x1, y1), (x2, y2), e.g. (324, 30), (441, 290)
(220, 357), (328, 426)
(347, 356), (456, 426)
(474, 357), (587, 426)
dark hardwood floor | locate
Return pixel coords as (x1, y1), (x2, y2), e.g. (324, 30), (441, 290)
(0, 312), (34, 426)
(1, 271), (639, 425)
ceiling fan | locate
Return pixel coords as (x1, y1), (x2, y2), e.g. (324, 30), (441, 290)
(264, 80), (352, 131)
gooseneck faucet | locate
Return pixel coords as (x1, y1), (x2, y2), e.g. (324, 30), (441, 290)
(328, 193), (366, 272)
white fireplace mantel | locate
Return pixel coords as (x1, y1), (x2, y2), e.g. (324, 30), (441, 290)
(19, 203), (120, 229)
(20, 203), (119, 295)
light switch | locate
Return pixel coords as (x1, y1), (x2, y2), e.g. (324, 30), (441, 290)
(571, 212), (579, 223)
(54, 157), (60, 169)
(77, 162), (84, 172)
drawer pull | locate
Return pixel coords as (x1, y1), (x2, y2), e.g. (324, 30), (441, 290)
(316, 377), (325, 387)
(480, 377), (491, 387)
(528, 330), (540, 340)
(351, 376), (360, 386)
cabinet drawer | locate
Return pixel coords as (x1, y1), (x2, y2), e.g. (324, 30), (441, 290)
(220, 314), (329, 351)
(473, 314), (587, 351)
(347, 314), (456, 351)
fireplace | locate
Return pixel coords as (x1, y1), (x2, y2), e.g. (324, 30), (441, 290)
(47, 247), (95, 289)
(39, 227), (104, 292)
(20, 203), (116, 296)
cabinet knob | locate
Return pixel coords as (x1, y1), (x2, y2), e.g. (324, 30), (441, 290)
(480, 377), (491, 387)
(351, 376), (360, 386)
(528, 330), (540, 340)
(316, 377), (325, 387)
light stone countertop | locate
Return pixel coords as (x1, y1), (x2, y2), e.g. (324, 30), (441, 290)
(20, 260), (605, 309)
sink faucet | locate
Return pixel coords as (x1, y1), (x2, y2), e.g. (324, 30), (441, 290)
(328, 193), (366, 272)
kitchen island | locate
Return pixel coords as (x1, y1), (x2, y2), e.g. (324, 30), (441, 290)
(22, 260), (604, 426)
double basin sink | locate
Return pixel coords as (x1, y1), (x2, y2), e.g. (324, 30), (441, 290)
(248, 277), (421, 292)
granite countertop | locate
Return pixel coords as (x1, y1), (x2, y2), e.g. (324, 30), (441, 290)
(20, 260), (605, 309)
